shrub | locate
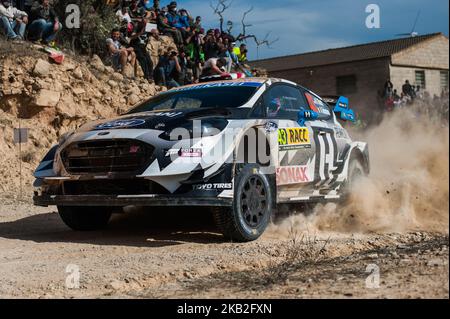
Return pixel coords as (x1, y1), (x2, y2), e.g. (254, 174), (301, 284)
(53, 0), (117, 57)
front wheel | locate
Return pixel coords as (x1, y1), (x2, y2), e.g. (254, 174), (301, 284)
(212, 164), (275, 242)
(57, 206), (112, 231)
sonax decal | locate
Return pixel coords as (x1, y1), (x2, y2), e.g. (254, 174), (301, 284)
(276, 166), (310, 185)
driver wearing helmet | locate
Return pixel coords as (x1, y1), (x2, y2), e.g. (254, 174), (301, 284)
(268, 97), (282, 117)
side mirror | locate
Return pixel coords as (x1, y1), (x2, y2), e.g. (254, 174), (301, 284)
(339, 108), (355, 122)
(297, 109), (318, 126)
(333, 96), (355, 122)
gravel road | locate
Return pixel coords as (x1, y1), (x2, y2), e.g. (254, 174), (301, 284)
(0, 199), (447, 299)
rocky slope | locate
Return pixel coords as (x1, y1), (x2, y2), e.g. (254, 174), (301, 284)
(0, 37), (176, 198)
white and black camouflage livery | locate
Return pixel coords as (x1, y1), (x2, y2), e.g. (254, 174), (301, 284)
(33, 78), (369, 241)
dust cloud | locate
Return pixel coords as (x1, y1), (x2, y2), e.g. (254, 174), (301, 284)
(269, 108), (449, 236)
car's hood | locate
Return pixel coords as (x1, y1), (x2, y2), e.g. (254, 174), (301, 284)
(77, 108), (231, 133)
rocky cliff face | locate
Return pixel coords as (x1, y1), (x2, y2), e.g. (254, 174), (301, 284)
(0, 37), (176, 198)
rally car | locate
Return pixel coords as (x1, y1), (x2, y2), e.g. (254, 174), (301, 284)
(33, 78), (369, 242)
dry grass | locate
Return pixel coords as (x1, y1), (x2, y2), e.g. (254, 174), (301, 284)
(260, 225), (330, 285)
(20, 149), (36, 163)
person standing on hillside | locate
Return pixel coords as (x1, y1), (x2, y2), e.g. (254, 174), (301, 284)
(203, 30), (219, 60)
(201, 57), (228, 77)
(193, 16), (202, 32)
(116, 6), (132, 24)
(166, 1), (190, 43)
(153, 0), (160, 10)
(157, 8), (183, 46)
(402, 80), (414, 99)
(237, 43), (248, 62)
(106, 28), (137, 75)
(27, 0), (62, 44)
(154, 49), (181, 88)
(0, 0), (28, 40)
(130, 8), (154, 81)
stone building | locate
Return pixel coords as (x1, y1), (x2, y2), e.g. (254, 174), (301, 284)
(250, 33), (449, 120)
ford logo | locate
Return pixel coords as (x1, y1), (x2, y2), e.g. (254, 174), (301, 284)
(96, 119), (146, 129)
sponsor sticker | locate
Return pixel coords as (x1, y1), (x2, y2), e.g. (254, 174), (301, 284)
(264, 121), (278, 132)
(323, 97), (335, 104)
(169, 82), (262, 93)
(180, 148), (202, 157)
(139, 111), (183, 118)
(305, 93), (331, 116)
(152, 112), (183, 118)
(154, 122), (166, 129)
(278, 128), (311, 151)
(193, 183), (233, 190)
(313, 97), (331, 116)
(165, 148), (202, 157)
(96, 119), (145, 129)
(276, 166), (310, 185)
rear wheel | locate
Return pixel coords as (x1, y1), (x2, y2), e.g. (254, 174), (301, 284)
(57, 206), (112, 231)
(212, 164), (275, 242)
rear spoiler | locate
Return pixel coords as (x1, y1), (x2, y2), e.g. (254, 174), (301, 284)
(322, 95), (348, 108)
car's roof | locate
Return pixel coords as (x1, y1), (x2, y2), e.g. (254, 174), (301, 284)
(167, 77), (298, 91)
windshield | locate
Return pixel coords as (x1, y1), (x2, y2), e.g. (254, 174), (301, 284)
(127, 83), (261, 114)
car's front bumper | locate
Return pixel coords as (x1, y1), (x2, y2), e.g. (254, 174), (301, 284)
(33, 194), (233, 207)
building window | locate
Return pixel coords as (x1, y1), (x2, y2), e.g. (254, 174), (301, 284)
(440, 71), (449, 90)
(336, 75), (357, 95)
(415, 70), (426, 89)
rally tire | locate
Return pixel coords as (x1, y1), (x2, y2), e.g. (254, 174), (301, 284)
(57, 206), (112, 231)
(212, 164), (275, 242)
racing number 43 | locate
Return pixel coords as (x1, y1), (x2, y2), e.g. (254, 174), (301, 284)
(278, 128), (311, 151)
(278, 128), (309, 145)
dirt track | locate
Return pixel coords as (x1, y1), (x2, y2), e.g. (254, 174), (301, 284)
(0, 199), (447, 299)
(0, 110), (448, 299)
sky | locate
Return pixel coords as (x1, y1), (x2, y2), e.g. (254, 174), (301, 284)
(176, 0), (449, 60)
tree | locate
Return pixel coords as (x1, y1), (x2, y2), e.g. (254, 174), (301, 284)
(209, 0), (232, 33)
(210, 0), (279, 50)
(236, 7), (279, 48)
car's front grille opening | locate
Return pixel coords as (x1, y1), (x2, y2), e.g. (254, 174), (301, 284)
(62, 179), (169, 195)
(61, 140), (154, 175)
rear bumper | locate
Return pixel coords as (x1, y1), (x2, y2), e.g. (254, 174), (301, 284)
(33, 194), (233, 207)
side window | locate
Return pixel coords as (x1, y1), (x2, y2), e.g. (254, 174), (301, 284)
(304, 91), (332, 119)
(264, 85), (308, 120)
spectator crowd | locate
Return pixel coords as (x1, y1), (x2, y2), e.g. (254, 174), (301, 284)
(1, 0), (253, 88)
(107, 0), (251, 87)
(0, 0), (62, 44)
(381, 78), (449, 124)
